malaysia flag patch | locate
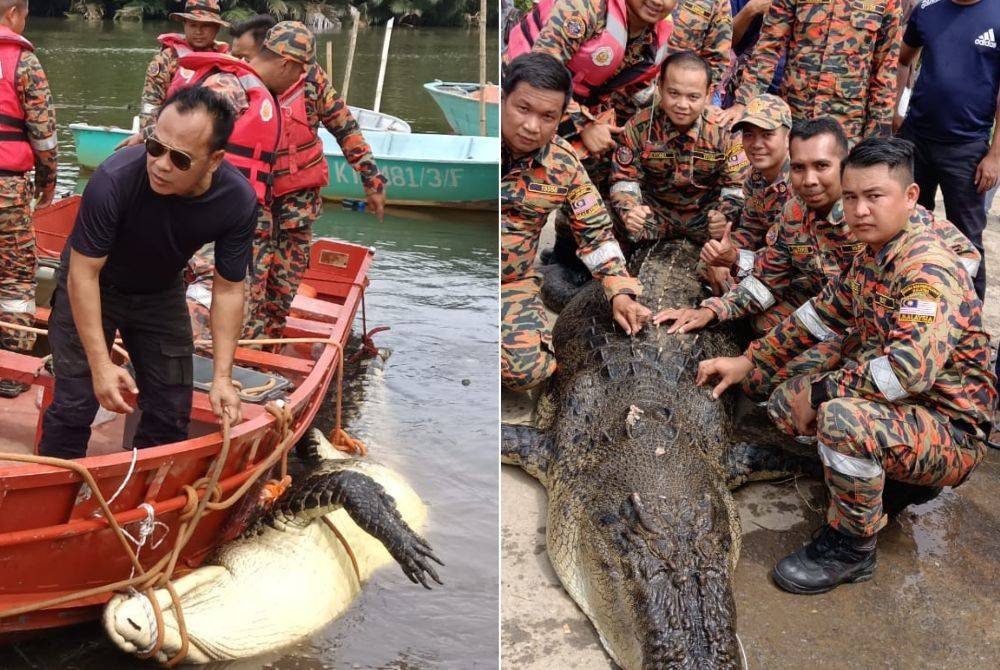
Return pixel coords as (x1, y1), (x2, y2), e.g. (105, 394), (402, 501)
(899, 298), (937, 323)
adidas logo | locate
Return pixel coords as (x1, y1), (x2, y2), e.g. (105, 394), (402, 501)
(975, 29), (997, 49)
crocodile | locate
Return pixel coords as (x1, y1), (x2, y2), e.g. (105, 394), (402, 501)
(502, 238), (818, 670)
(103, 429), (442, 664)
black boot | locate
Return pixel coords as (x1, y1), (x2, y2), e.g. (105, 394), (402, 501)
(0, 379), (29, 398)
(772, 524), (876, 595)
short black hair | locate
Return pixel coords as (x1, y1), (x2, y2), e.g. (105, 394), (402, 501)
(789, 117), (849, 157)
(160, 86), (235, 153)
(502, 53), (573, 112)
(660, 51), (712, 87)
(841, 136), (916, 185)
(230, 14), (276, 43)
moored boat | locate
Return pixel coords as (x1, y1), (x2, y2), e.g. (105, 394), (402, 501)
(0, 196), (373, 641)
(69, 124), (499, 210)
(424, 80), (499, 137)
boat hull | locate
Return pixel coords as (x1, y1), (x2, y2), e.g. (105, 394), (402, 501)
(0, 196), (373, 638)
(424, 81), (499, 137)
(69, 124), (499, 210)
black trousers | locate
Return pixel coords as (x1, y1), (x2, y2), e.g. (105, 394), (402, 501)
(900, 126), (988, 299)
(38, 274), (194, 459)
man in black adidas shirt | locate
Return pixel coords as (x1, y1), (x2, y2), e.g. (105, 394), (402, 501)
(39, 86), (256, 459)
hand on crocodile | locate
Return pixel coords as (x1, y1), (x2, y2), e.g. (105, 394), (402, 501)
(695, 355), (753, 399)
(652, 306), (715, 334)
(700, 222), (739, 268)
(623, 205), (652, 238)
(789, 380), (818, 435)
(611, 293), (651, 335)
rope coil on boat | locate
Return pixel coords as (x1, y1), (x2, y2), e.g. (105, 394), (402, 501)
(0, 333), (364, 666)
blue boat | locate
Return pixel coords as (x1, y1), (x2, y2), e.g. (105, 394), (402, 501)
(424, 81), (499, 137)
(70, 123), (498, 210)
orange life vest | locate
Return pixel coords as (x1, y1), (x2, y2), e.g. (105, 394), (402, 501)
(271, 73), (329, 198)
(0, 26), (35, 174)
(506, 0), (672, 106)
(167, 52), (281, 206)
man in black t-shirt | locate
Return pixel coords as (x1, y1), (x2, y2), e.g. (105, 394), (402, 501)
(39, 86), (257, 459)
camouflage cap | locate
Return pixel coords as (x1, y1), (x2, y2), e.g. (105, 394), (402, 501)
(733, 94), (792, 131)
(263, 21), (316, 65)
(169, 0), (230, 28)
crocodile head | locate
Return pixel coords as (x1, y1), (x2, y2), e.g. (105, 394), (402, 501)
(580, 489), (741, 670)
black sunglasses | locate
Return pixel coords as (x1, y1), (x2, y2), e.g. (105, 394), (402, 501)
(145, 136), (194, 171)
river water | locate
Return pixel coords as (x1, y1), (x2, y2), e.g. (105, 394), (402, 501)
(0, 18), (499, 670)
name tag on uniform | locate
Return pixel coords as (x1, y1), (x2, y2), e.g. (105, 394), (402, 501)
(692, 149), (722, 161)
(684, 1), (712, 19)
(646, 151), (673, 160)
(852, 0), (884, 12)
(841, 242), (866, 255)
(846, 278), (862, 294)
(527, 183), (568, 196)
(789, 244), (814, 255)
(873, 292), (897, 310)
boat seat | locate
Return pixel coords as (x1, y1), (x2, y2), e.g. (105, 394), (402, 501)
(190, 354), (292, 403)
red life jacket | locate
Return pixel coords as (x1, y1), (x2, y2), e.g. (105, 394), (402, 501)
(0, 26), (35, 174)
(167, 52), (281, 206)
(506, 0), (672, 106)
(271, 73), (328, 198)
(158, 33), (230, 91)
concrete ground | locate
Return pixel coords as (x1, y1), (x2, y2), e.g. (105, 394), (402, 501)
(500, 201), (1000, 669)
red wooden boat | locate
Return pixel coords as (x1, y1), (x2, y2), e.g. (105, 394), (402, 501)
(0, 196), (373, 641)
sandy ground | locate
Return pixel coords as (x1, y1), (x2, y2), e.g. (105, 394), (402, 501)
(500, 198), (1000, 669)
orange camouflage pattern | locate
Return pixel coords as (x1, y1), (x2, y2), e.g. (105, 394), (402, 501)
(748, 211), (997, 446)
(510, 0), (669, 132)
(502, 134), (642, 391)
(610, 105), (749, 242)
(766, 374), (985, 537)
(0, 50), (57, 352)
(667, 0), (734, 91)
(731, 159), (792, 253)
(734, 0), (903, 140)
(137, 38), (230, 133)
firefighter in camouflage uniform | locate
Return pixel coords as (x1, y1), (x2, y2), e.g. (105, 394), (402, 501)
(137, 0), (231, 136)
(0, 0), (56, 397)
(609, 52), (748, 243)
(695, 138), (996, 595)
(667, 0), (733, 101)
(719, 0), (903, 142)
(247, 22), (386, 340)
(502, 53), (649, 392)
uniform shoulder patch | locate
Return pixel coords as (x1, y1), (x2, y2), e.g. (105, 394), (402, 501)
(615, 145), (634, 166)
(900, 282), (942, 299)
(569, 185), (601, 217)
(564, 16), (585, 39)
(148, 61), (160, 77)
(765, 226), (779, 246)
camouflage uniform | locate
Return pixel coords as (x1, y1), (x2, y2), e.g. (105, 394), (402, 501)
(0, 49), (57, 352)
(247, 23), (386, 340)
(512, 0), (669, 136)
(734, 0), (903, 141)
(701, 197), (860, 335)
(137, 0), (231, 134)
(748, 218), (995, 537)
(502, 135), (642, 392)
(183, 245), (215, 343)
(667, 0), (734, 93)
(609, 105), (749, 242)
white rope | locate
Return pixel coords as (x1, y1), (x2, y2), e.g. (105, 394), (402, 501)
(737, 633), (749, 670)
(106, 447), (138, 506)
(125, 587), (160, 656)
(120, 503), (169, 579)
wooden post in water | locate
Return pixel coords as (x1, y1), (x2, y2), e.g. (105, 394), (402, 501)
(326, 41), (333, 79)
(373, 17), (395, 113)
(478, 0), (487, 136)
(342, 6), (360, 102)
